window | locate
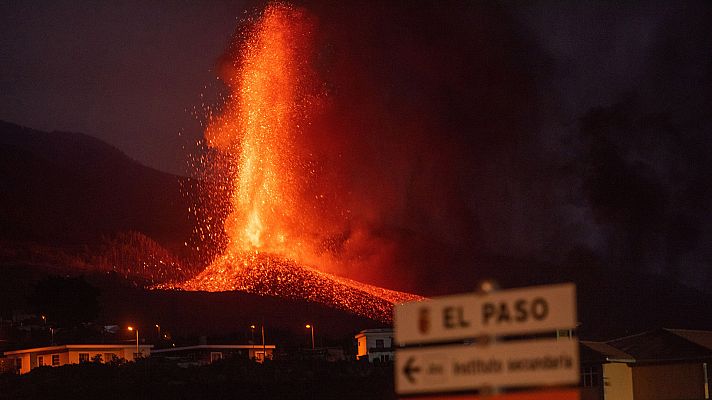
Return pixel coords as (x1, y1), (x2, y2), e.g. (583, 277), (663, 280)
(375, 339), (384, 349)
(38, 356), (44, 367)
(581, 366), (600, 387)
(210, 352), (223, 363)
(254, 351), (265, 363)
(51, 354), (60, 366)
(79, 353), (89, 363)
(15, 358), (21, 371)
(104, 353), (116, 362)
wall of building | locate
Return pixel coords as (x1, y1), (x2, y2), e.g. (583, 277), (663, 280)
(68, 351), (84, 364)
(603, 363), (633, 400)
(6, 346), (151, 374)
(356, 331), (393, 362)
(59, 351), (69, 366)
(367, 333), (392, 362)
(632, 362), (706, 400)
(356, 336), (367, 359)
(366, 333), (392, 351)
(248, 348), (273, 362)
(67, 349), (136, 363)
(152, 347), (273, 365)
(17, 354), (30, 374)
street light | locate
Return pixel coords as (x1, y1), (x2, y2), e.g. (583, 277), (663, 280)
(261, 324), (266, 360)
(41, 315), (53, 345)
(250, 324), (266, 361)
(127, 326), (139, 356)
(306, 324), (315, 350)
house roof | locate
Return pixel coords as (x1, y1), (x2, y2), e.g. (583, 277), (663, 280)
(605, 328), (712, 363)
(152, 344), (275, 354)
(355, 328), (393, 339)
(581, 341), (635, 363)
(4, 344), (153, 356)
(666, 329), (712, 351)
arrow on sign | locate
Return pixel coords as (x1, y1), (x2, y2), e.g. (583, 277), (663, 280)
(396, 339), (579, 395)
(403, 357), (421, 383)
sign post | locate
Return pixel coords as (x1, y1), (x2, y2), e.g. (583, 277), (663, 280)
(395, 283), (576, 345)
(396, 338), (579, 395)
(394, 283), (579, 398)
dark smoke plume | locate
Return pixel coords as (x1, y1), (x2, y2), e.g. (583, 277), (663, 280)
(204, 1), (712, 295)
(267, 1), (552, 293)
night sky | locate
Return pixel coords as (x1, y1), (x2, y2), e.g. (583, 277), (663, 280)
(2, 1), (711, 294)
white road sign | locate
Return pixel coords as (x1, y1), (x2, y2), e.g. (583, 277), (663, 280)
(395, 283), (576, 345)
(395, 338), (579, 395)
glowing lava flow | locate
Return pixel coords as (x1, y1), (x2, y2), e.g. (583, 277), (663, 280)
(171, 4), (422, 322)
(179, 253), (421, 323)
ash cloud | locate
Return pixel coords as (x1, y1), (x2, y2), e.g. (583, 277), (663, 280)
(205, 1), (712, 295)
(283, 1), (558, 293)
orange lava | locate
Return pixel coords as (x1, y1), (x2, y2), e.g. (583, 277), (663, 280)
(171, 3), (423, 322)
(170, 252), (421, 323)
(203, 3), (314, 259)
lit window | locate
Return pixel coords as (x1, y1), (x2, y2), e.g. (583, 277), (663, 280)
(51, 354), (60, 366)
(210, 352), (223, 363)
(254, 351), (265, 363)
(38, 356), (44, 367)
(79, 353), (90, 363)
(104, 353), (116, 362)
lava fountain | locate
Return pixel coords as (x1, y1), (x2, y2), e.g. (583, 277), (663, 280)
(171, 3), (422, 322)
(202, 4), (313, 259)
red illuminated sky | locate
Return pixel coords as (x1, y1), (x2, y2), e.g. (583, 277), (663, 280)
(1, 1), (711, 294)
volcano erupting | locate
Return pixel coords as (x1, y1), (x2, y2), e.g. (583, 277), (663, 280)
(164, 4), (422, 322)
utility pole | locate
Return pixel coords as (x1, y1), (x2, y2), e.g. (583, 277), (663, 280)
(262, 323), (266, 360)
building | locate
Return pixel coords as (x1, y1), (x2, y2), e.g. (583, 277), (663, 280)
(580, 341), (636, 400)
(152, 344), (276, 365)
(580, 328), (712, 400)
(3, 344), (152, 374)
(355, 328), (394, 362)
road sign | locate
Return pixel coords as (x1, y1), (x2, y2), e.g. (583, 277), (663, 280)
(395, 338), (579, 395)
(398, 388), (579, 400)
(395, 283), (576, 345)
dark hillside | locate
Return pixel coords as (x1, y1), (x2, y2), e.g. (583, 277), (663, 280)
(0, 121), (191, 250)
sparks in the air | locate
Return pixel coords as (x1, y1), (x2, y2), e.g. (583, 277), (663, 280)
(164, 3), (422, 322)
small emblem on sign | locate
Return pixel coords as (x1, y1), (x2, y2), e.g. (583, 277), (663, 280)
(419, 307), (430, 334)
